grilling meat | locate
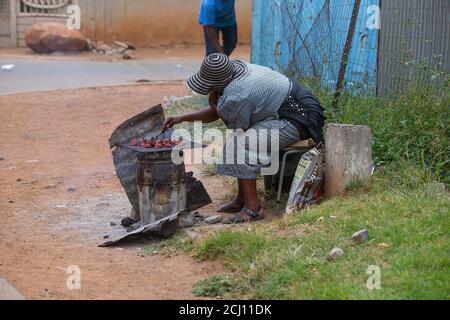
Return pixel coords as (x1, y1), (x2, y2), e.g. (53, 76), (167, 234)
(130, 137), (180, 149)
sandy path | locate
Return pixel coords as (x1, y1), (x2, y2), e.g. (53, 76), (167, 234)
(0, 85), (224, 300)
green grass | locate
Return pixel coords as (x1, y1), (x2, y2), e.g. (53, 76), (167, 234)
(189, 74), (450, 300)
(192, 274), (238, 299)
(201, 162), (219, 177)
(193, 178), (450, 299)
(161, 65), (450, 300)
(304, 70), (450, 186)
(141, 231), (194, 257)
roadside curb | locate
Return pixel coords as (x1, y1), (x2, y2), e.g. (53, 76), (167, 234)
(0, 278), (25, 300)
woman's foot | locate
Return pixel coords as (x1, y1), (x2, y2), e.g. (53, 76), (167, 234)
(217, 198), (245, 214)
(225, 206), (265, 224)
(121, 217), (138, 228)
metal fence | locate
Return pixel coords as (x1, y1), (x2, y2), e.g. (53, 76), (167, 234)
(251, 0), (449, 98)
(0, 0), (8, 11)
(19, 0), (72, 15)
(252, 0), (380, 97)
(377, 0), (450, 95)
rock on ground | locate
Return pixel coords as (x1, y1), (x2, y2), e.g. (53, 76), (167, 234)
(123, 50), (135, 60)
(204, 215), (223, 225)
(86, 38), (94, 51)
(113, 40), (129, 49)
(351, 229), (369, 244)
(327, 247), (344, 261)
(178, 212), (195, 229)
(96, 43), (113, 53)
(183, 228), (201, 240)
(25, 23), (86, 54)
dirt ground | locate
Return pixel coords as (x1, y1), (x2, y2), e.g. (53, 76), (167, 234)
(0, 84), (236, 300)
(0, 44), (251, 62)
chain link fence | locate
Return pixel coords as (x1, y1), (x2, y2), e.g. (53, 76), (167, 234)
(251, 0), (449, 98)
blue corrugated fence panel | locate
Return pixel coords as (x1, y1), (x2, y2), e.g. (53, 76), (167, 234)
(251, 0), (380, 95)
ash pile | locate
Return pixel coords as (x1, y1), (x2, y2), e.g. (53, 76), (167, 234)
(100, 105), (212, 247)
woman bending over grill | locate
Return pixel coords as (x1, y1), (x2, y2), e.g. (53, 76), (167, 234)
(163, 54), (324, 223)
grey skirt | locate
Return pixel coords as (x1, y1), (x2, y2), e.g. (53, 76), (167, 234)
(217, 118), (301, 179)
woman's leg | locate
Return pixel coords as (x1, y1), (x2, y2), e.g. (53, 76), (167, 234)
(218, 119), (301, 221)
(218, 178), (262, 213)
(217, 179), (244, 212)
(229, 178), (264, 223)
(240, 179), (260, 211)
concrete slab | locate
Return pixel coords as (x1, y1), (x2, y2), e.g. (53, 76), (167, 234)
(0, 278), (25, 300)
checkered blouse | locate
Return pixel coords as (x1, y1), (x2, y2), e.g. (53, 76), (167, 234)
(217, 63), (291, 130)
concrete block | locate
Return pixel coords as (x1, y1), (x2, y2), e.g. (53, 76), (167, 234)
(426, 183), (446, 195)
(325, 124), (372, 197)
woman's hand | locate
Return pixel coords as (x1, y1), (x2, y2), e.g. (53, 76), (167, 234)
(162, 115), (184, 132)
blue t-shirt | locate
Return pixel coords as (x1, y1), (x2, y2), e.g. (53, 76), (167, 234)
(199, 0), (236, 28)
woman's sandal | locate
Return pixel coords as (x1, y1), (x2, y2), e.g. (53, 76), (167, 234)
(121, 217), (137, 228)
(217, 200), (245, 214)
(225, 207), (265, 224)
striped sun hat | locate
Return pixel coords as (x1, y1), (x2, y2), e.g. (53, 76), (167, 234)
(187, 53), (248, 95)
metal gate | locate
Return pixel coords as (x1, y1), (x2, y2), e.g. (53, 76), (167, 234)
(0, 0), (11, 47)
(377, 0), (450, 95)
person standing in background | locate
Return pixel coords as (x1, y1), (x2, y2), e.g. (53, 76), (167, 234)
(199, 0), (237, 56)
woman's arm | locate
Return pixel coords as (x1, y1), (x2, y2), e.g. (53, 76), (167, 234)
(163, 90), (223, 131)
(180, 107), (220, 123)
(163, 107), (220, 131)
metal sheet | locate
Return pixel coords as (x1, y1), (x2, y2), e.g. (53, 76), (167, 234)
(109, 104), (165, 149)
(99, 212), (180, 247)
(377, 0), (450, 94)
(109, 105), (165, 215)
(110, 104), (212, 217)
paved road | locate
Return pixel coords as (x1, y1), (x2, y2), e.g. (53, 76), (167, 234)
(0, 278), (25, 300)
(0, 58), (201, 95)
